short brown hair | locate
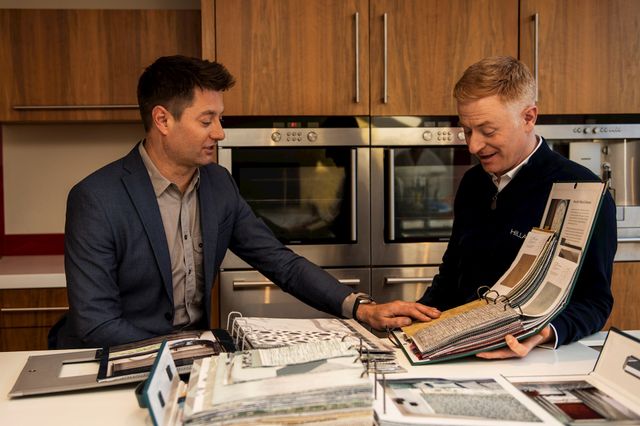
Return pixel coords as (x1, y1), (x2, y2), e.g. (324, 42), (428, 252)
(137, 55), (235, 131)
(453, 56), (535, 106)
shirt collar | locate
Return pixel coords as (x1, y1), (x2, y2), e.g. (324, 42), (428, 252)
(491, 135), (543, 192)
(138, 141), (200, 197)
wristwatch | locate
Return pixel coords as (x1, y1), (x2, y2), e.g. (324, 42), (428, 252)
(352, 294), (375, 320)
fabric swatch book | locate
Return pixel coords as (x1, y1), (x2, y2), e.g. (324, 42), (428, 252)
(142, 339), (374, 425)
(393, 181), (607, 364)
(226, 315), (403, 373)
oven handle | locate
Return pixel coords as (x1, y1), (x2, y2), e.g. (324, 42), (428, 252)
(233, 278), (361, 289)
(351, 148), (358, 242)
(384, 277), (434, 285)
(386, 148), (396, 241)
(619, 237), (640, 243)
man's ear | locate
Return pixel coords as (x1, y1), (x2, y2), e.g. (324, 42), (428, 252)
(151, 105), (172, 136)
(522, 104), (538, 132)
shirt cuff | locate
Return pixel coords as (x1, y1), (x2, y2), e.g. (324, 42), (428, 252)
(341, 292), (368, 319)
(539, 323), (560, 350)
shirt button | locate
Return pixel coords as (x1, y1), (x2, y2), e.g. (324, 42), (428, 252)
(184, 235), (188, 240)
(199, 243), (203, 248)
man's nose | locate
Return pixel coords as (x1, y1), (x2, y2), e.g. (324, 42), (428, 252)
(211, 122), (225, 141)
(465, 132), (484, 155)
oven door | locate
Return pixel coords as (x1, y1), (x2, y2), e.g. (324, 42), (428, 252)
(219, 145), (370, 268)
(219, 268), (370, 323)
(371, 144), (476, 266)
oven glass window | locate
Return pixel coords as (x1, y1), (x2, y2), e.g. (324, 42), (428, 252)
(231, 148), (353, 244)
(388, 147), (476, 242)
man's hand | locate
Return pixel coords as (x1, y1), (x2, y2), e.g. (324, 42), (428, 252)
(356, 301), (440, 330)
(475, 325), (554, 359)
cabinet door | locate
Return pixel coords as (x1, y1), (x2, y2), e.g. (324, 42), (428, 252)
(604, 262), (640, 331)
(0, 9), (201, 122)
(0, 288), (68, 351)
(214, 0), (369, 116)
(520, 0), (640, 114)
(370, 0), (518, 116)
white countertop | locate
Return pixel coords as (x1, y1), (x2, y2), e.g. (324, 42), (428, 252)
(0, 335), (612, 426)
(0, 255), (65, 289)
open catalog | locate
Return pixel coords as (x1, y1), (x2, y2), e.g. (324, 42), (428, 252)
(393, 181), (608, 364)
(372, 329), (640, 425)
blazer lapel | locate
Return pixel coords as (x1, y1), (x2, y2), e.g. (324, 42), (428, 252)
(121, 145), (174, 302)
(198, 168), (219, 318)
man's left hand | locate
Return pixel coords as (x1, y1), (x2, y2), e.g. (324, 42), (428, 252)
(356, 301), (440, 331)
(475, 325), (554, 359)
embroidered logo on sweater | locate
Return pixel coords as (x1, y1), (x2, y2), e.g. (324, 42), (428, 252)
(510, 229), (527, 239)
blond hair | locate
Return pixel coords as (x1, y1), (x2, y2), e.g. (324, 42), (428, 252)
(453, 56), (535, 106)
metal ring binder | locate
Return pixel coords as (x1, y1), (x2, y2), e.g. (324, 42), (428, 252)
(476, 285), (492, 301)
(226, 311), (242, 332)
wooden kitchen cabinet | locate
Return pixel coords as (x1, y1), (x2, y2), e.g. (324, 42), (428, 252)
(0, 288), (68, 351)
(370, 0), (518, 116)
(212, 0), (369, 116)
(604, 261), (640, 331)
(520, 0), (640, 114)
(0, 9), (201, 122)
(210, 0), (517, 116)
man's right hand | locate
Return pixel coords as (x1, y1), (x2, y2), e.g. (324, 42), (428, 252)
(356, 301), (440, 331)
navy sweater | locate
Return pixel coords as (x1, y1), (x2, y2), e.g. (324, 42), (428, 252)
(418, 141), (617, 346)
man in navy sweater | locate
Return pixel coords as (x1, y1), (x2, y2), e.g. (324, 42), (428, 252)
(417, 56), (617, 358)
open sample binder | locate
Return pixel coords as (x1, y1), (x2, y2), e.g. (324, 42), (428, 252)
(394, 181), (608, 364)
(373, 329), (640, 426)
(226, 314), (403, 373)
(143, 338), (374, 426)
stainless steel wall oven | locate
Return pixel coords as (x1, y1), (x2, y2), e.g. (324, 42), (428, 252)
(538, 117), (640, 261)
(217, 117), (371, 321)
(370, 117), (477, 303)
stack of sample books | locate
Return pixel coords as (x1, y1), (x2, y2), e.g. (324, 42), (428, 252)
(394, 181), (607, 364)
(179, 340), (373, 425)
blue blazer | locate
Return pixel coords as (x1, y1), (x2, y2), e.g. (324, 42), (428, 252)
(52, 144), (351, 348)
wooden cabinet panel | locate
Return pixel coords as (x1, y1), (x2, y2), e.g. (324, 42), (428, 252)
(370, 0), (518, 116)
(520, 0), (640, 114)
(0, 9), (201, 122)
(214, 0), (369, 116)
(0, 288), (68, 351)
(604, 262), (640, 331)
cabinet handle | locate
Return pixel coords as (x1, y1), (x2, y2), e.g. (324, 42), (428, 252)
(1, 306), (68, 312)
(12, 104), (139, 110)
(533, 13), (539, 102)
(383, 13), (389, 104)
(233, 279), (359, 289)
(619, 237), (640, 243)
(384, 277), (434, 285)
(354, 12), (360, 103)
(351, 148), (358, 242)
(386, 148), (396, 241)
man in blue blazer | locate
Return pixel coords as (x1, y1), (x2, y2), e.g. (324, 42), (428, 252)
(50, 56), (438, 348)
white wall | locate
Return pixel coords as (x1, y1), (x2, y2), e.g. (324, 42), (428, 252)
(2, 124), (144, 234)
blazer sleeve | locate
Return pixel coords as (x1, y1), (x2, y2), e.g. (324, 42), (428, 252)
(219, 170), (352, 317)
(64, 183), (157, 347)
